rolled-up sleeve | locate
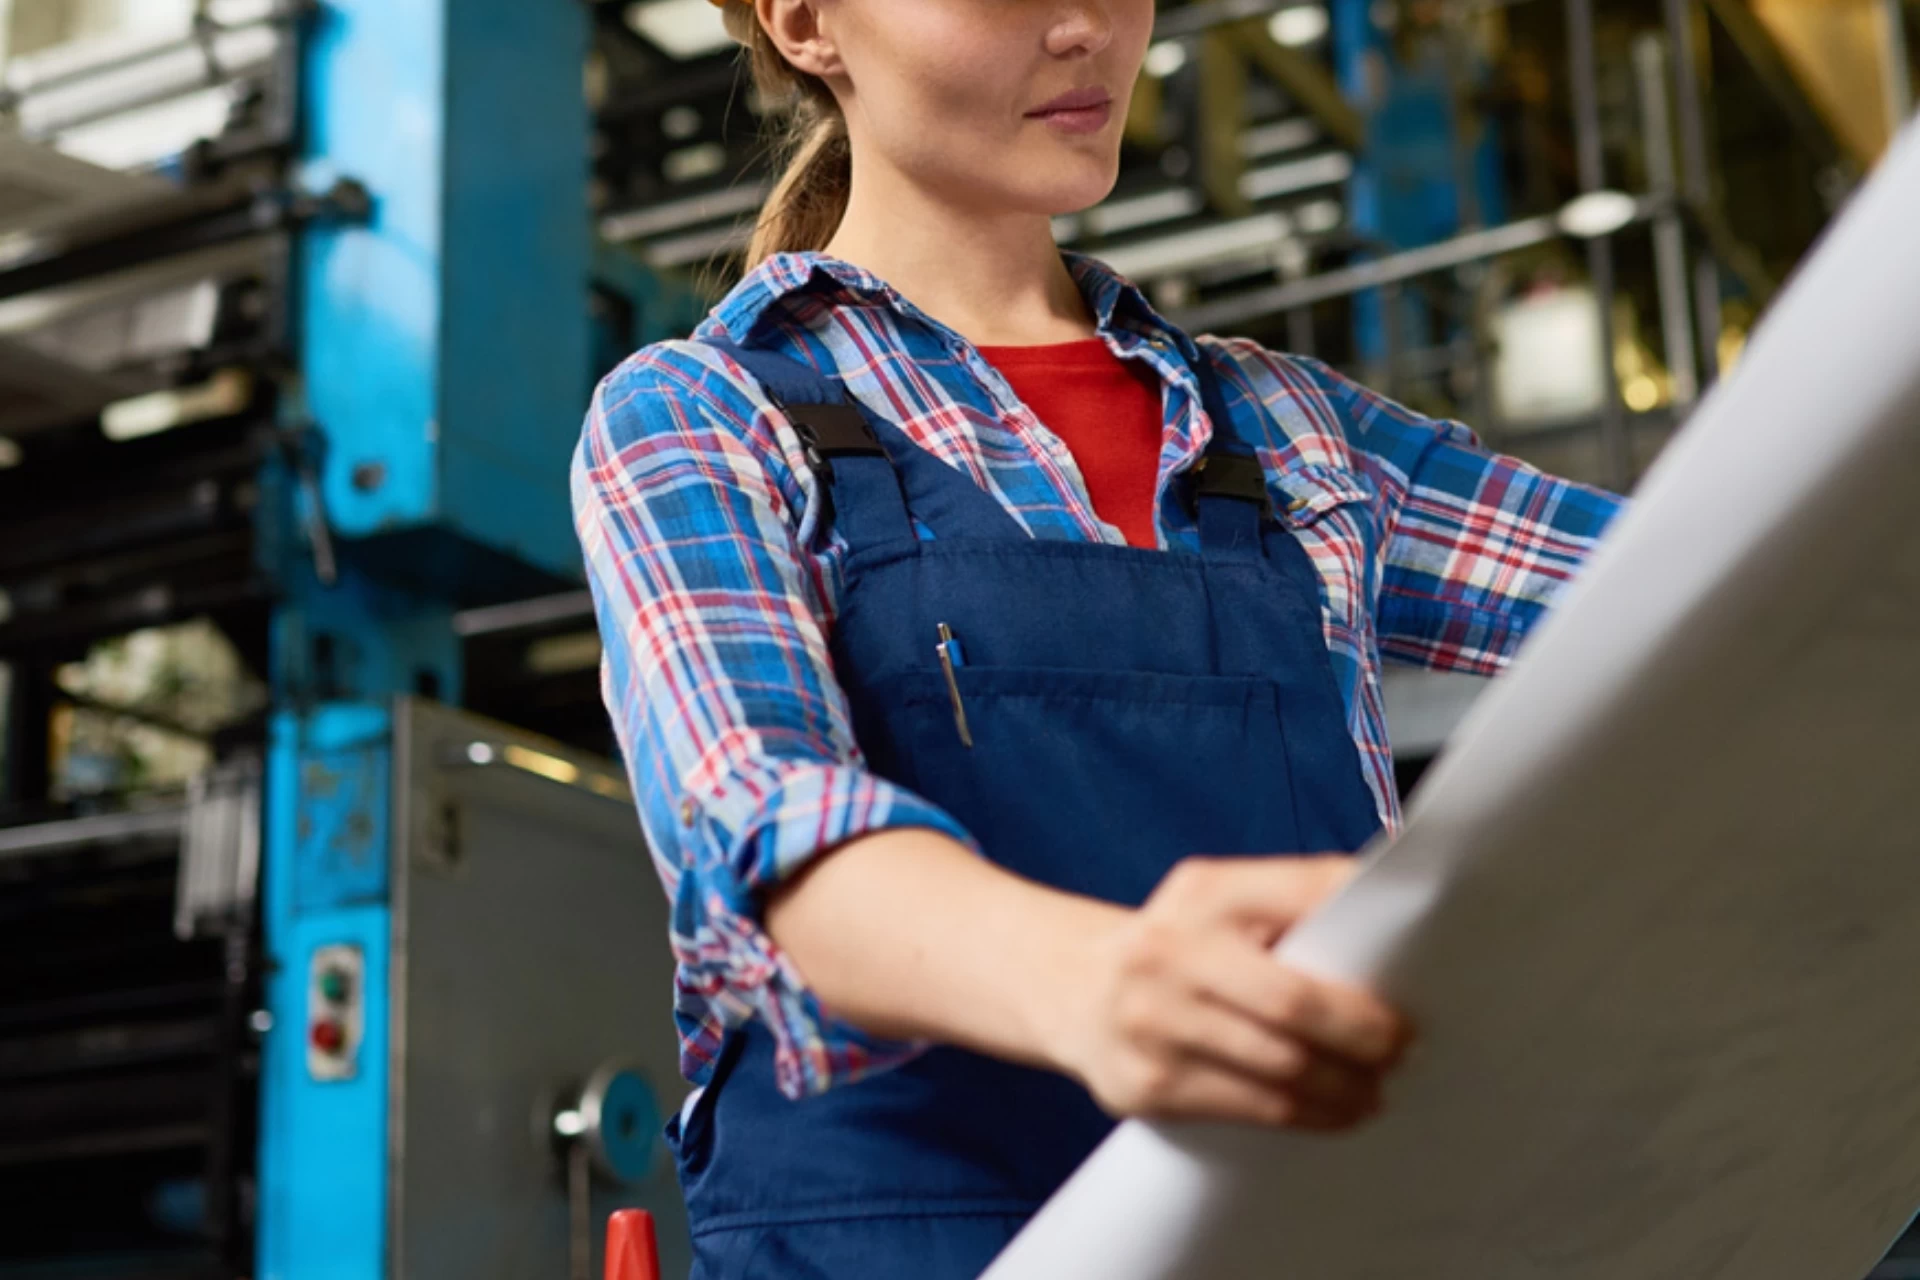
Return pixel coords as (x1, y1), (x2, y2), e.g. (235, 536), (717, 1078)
(571, 341), (981, 1099)
(1293, 356), (1628, 674)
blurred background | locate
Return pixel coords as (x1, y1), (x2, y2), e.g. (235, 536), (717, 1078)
(0, 0), (1912, 1276)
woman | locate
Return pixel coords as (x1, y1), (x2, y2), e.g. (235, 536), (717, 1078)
(572, 0), (1626, 1274)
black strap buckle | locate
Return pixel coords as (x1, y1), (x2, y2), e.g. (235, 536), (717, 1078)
(779, 401), (886, 482)
(1181, 453), (1275, 521)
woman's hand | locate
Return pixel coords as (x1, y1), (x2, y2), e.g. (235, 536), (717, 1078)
(1045, 855), (1413, 1132)
(766, 831), (1409, 1130)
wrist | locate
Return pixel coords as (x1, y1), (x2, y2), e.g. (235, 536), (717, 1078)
(1013, 889), (1128, 1081)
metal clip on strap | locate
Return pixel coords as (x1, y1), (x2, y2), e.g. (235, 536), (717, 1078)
(781, 402), (886, 482)
(1185, 453), (1274, 520)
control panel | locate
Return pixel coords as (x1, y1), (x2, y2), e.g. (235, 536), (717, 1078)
(306, 943), (365, 1082)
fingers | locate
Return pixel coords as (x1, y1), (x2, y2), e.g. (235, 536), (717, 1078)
(1120, 1052), (1379, 1131)
(1184, 931), (1410, 1067)
(1083, 854), (1416, 1135)
(1152, 994), (1385, 1115)
(1154, 855), (1357, 942)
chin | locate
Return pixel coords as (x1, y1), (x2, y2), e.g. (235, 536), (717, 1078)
(1025, 158), (1122, 219)
(1047, 183), (1120, 220)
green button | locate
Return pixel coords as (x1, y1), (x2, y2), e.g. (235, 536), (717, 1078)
(319, 969), (351, 1003)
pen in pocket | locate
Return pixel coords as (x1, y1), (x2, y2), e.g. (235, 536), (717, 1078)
(935, 622), (973, 748)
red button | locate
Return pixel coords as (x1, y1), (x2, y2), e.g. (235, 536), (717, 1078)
(311, 1019), (346, 1054)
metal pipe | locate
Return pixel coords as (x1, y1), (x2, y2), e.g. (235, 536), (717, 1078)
(0, 4), (299, 107)
(568, 1142), (592, 1280)
(0, 807), (188, 861)
(1634, 34), (1701, 410)
(1568, 0), (1606, 195)
(1886, 0), (1914, 137)
(452, 590), (595, 637)
(1567, 0), (1634, 491)
(1174, 213), (1570, 331)
(1664, 0), (1723, 383)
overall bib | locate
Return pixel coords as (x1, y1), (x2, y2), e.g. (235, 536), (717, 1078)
(669, 338), (1384, 1278)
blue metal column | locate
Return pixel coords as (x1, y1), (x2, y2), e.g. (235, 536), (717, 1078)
(1331, 0), (1390, 371)
(1333, 0), (1494, 385)
(258, 1), (589, 1276)
(296, 0), (589, 576)
(258, 698), (407, 1280)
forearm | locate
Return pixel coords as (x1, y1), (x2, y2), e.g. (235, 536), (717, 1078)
(769, 834), (1412, 1130)
(765, 827), (1123, 1073)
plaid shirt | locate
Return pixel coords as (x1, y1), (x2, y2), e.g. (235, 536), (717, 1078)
(572, 250), (1625, 1100)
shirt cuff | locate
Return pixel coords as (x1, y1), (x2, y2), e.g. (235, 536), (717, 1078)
(692, 764), (985, 1100)
(1377, 596), (1531, 676)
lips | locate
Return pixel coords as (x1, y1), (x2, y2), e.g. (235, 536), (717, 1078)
(1027, 86), (1112, 117)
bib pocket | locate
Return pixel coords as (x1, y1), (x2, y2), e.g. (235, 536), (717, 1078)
(873, 664), (1310, 906)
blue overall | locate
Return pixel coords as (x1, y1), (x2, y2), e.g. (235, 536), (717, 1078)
(668, 338), (1385, 1278)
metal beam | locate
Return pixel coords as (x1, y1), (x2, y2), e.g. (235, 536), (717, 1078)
(1198, 30), (1255, 219)
(1664, 0), (1724, 384)
(1225, 19), (1366, 152)
(1702, 0), (1860, 171)
(1634, 34), (1701, 410)
(1567, 0), (1633, 491)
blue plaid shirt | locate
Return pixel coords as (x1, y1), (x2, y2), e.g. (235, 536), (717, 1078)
(572, 249), (1626, 1099)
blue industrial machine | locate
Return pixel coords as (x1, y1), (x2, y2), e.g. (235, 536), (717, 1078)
(0, 1), (693, 1276)
(256, 699), (689, 1280)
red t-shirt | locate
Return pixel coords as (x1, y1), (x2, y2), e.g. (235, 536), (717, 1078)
(975, 338), (1164, 549)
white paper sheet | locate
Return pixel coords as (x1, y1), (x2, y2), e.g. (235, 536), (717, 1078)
(982, 120), (1920, 1280)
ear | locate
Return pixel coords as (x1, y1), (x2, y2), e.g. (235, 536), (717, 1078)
(756, 0), (845, 79)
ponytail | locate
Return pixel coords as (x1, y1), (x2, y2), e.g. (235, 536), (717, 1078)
(722, 7), (852, 270)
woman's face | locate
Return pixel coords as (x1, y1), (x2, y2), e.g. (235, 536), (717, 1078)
(818, 0), (1155, 217)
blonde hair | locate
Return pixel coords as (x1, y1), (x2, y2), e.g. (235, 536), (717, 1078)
(723, 6), (852, 270)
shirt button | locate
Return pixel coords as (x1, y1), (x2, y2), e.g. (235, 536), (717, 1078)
(679, 797), (697, 826)
(1286, 496), (1310, 514)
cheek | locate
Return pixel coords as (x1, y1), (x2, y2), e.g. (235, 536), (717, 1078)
(853, 25), (1123, 211)
(862, 44), (1022, 165)
(1117, 19), (1154, 86)
(888, 37), (1020, 135)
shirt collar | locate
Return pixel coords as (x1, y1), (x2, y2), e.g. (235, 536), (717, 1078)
(695, 247), (1195, 360)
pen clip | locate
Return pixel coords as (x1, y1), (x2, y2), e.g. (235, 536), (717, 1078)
(935, 623), (973, 748)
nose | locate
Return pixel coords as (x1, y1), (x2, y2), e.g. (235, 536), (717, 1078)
(1045, 2), (1115, 57)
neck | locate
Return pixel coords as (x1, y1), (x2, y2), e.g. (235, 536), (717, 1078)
(821, 155), (1098, 348)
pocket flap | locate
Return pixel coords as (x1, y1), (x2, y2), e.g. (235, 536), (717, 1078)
(1270, 463), (1374, 527)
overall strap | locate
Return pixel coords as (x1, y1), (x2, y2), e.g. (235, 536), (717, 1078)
(1188, 356), (1274, 560)
(705, 339), (915, 550)
(705, 338), (1032, 548)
